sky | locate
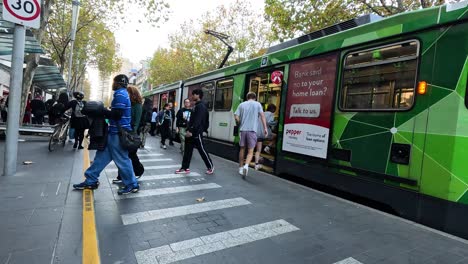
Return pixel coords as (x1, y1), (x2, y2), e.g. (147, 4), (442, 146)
(116, 0), (265, 65)
(89, 0), (265, 100)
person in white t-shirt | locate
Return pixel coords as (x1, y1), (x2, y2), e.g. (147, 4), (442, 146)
(234, 92), (267, 179)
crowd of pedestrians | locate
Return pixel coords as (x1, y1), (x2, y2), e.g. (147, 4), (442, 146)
(68, 72), (279, 196)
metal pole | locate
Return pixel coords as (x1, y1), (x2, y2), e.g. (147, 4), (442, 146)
(4, 25), (26, 176)
(66, 0), (80, 93)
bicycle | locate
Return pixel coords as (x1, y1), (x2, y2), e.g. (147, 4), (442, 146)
(48, 114), (70, 152)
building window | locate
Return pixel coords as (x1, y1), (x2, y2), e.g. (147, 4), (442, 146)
(215, 79), (233, 111)
(340, 40), (419, 111)
(201, 82), (215, 111)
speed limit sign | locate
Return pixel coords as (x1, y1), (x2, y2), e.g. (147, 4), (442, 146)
(2, 0), (41, 29)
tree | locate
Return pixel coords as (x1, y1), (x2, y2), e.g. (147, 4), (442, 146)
(149, 0), (273, 86)
(264, 0), (366, 41)
(264, 0), (457, 41)
(20, 0), (169, 122)
(356, 0), (448, 17)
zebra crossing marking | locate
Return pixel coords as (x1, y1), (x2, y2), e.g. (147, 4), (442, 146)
(134, 219), (300, 264)
(333, 257), (363, 264)
(128, 173), (202, 182)
(107, 159), (173, 168)
(137, 153), (163, 157)
(106, 164), (180, 172)
(121, 197), (251, 225)
(114, 183), (221, 199)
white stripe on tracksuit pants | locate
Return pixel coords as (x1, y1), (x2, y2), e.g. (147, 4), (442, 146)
(181, 134), (213, 170)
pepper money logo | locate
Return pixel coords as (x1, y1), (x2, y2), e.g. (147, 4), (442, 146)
(286, 129), (302, 136)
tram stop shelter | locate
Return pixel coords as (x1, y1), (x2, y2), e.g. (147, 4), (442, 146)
(0, 19), (66, 134)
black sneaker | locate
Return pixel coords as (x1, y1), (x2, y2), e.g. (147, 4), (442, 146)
(73, 181), (99, 190)
(78, 146), (84, 149)
(118, 184), (139, 195)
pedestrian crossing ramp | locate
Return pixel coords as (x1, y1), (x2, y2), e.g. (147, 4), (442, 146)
(104, 150), (301, 264)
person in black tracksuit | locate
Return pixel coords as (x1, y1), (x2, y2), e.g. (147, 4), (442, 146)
(175, 89), (214, 175)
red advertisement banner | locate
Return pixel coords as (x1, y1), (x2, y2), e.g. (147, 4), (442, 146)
(282, 53), (338, 159)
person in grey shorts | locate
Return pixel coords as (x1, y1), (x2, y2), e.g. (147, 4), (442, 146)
(234, 92), (268, 179)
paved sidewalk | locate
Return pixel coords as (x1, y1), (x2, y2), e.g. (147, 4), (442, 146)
(0, 136), (83, 264)
(91, 136), (468, 264)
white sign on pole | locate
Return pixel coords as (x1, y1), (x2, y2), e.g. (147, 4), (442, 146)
(2, 0), (41, 29)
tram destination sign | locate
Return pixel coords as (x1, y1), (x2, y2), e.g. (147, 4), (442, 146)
(2, 0), (41, 29)
(282, 53), (338, 159)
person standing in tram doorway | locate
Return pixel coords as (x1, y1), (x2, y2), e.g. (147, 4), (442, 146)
(175, 89), (214, 175)
(234, 92), (268, 179)
(176, 98), (192, 154)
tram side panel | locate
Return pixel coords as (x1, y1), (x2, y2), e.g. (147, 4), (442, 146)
(416, 21), (468, 236)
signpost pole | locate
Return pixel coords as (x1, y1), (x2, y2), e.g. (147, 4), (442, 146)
(3, 24), (26, 176)
(66, 0), (80, 93)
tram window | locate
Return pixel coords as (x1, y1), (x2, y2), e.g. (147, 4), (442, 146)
(200, 82), (215, 111)
(215, 79), (233, 111)
(341, 40), (419, 111)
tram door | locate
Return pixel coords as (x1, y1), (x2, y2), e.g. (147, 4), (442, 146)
(244, 70), (283, 173)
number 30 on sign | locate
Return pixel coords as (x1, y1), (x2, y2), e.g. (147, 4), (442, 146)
(2, 0), (41, 29)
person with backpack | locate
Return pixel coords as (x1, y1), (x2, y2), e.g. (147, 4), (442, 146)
(158, 103), (172, 149)
(176, 98), (192, 154)
(112, 85), (144, 183)
(175, 89), (214, 175)
(67, 91), (88, 149)
(73, 74), (139, 195)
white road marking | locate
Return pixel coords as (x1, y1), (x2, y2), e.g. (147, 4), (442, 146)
(135, 219), (299, 264)
(135, 173), (202, 182)
(106, 164), (180, 172)
(137, 153), (163, 157)
(108, 159), (173, 168)
(115, 183), (221, 200)
(55, 182), (61, 196)
(121, 197), (251, 225)
(333, 257), (363, 264)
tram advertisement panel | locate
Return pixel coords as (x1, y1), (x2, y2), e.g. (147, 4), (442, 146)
(282, 53), (337, 159)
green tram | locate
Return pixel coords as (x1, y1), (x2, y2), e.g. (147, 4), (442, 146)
(143, 2), (468, 239)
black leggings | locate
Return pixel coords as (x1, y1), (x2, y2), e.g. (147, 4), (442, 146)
(75, 128), (85, 147)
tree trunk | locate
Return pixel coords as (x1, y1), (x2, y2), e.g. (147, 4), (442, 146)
(19, 0), (54, 123)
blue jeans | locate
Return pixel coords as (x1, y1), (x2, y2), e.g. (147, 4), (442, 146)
(84, 134), (137, 187)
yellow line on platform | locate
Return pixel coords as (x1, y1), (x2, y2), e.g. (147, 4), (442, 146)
(82, 149), (100, 264)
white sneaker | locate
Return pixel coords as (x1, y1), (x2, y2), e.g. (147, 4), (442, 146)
(238, 167), (243, 175)
(163, 145), (167, 149)
(242, 165), (248, 179)
(264, 146), (271, 154)
(254, 164), (262, 170)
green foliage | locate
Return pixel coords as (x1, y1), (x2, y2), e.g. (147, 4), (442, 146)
(149, 0), (273, 86)
(43, 0), (169, 91)
(264, 0), (452, 41)
(264, 0), (365, 41)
